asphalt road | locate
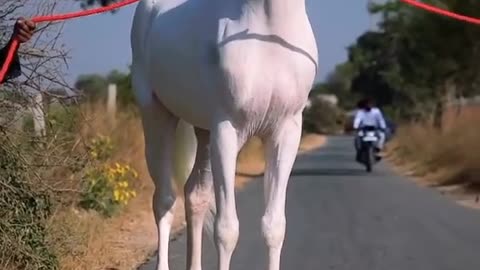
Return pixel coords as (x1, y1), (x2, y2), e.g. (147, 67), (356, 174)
(140, 136), (480, 270)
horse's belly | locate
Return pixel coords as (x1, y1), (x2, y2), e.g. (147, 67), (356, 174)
(149, 68), (216, 129)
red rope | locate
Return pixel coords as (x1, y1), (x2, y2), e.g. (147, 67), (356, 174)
(0, 0), (139, 83)
(400, 0), (480, 24)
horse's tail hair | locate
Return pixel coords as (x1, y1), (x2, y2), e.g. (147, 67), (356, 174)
(172, 120), (216, 238)
(172, 120), (197, 191)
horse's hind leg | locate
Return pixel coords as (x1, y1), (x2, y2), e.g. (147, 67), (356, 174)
(184, 128), (214, 270)
(211, 120), (244, 270)
(142, 100), (178, 270)
(262, 114), (302, 270)
(134, 72), (178, 270)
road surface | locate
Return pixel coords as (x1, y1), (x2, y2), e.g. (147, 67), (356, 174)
(139, 136), (480, 270)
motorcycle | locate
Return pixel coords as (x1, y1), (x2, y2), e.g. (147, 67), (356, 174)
(355, 125), (380, 172)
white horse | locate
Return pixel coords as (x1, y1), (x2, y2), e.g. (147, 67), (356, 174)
(130, 0), (318, 269)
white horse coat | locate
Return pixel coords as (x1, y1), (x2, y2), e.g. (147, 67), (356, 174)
(130, 0), (317, 269)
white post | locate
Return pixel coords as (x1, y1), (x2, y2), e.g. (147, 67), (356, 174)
(31, 91), (46, 137)
(107, 83), (117, 117)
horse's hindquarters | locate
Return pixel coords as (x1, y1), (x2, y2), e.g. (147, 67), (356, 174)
(212, 38), (317, 130)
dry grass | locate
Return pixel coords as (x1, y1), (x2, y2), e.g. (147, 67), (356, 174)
(235, 134), (326, 188)
(236, 134), (326, 176)
(49, 199), (186, 270)
(47, 103), (161, 270)
(299, 133), (327, 153)
(236, 137), (266, 177)
(50, 103), (325, 269)
(389, 104), (480, 187)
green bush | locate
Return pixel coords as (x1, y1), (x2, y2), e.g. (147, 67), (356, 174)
(47, 104), (81, 134)
(79, 135), (137, 217)
(79, 162), (138, 217)
(0, 140), (58, 270)
(22, 104), (80, 136)
(303, 99), (345, 134)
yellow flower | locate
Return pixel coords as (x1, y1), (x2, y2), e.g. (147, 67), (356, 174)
(130, 191), (137, 198)
(114, 190), (120, 201)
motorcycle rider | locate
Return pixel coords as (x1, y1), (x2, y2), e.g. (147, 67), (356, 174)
(353, 97), (387, 160)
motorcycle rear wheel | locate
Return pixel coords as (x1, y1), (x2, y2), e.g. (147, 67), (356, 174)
(365, 146), (374, 172)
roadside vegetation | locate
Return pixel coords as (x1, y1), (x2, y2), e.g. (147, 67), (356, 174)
(387, 106), (480, 189)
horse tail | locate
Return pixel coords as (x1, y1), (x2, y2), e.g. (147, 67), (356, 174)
(172, 119), (197, 193)
(172, 120), (216, 237)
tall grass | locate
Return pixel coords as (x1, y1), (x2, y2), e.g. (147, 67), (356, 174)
(47, 103), (157, 270)
(388, 106), (480, 187)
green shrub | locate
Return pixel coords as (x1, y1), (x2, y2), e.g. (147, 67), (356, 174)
(0, 140), (58, 270)
(47, 104), (80, 134)
(79, 163), (138, 217)
(86, 134), (114, 161)
(79, 135), (137, 217)
(22, 104), (80, 136)
(303, 99), (345, 134)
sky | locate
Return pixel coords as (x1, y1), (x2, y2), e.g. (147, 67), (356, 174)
(60, 0), (375, 85)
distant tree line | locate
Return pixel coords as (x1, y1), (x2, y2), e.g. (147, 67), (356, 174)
(74, 68), (135, 107)
(310, 0), (480, 125)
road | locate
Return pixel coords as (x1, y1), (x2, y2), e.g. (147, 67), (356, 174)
(139, 136), (480, 270)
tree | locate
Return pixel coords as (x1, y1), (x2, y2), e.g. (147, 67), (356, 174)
(74, 74), (108, 102)
(337, 0), (480, 122)
(76, 0), (120, 8)
(309, 62), (358, 110)
(74, 68), (136, 107)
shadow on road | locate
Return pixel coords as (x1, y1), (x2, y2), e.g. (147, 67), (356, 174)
(237, 168), (367, 178)
(291, 168), (365, 177)
(236, 172), (263, 178)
